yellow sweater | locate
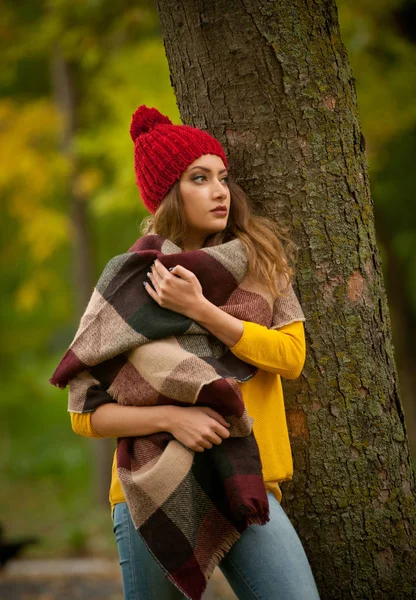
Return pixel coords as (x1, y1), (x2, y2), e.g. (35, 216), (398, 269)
(70, 319), (306, 515)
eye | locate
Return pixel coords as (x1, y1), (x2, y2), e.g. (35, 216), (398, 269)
(191, 174), (229, 183)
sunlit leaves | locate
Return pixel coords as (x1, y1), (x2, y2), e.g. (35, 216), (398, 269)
(338, 1), (416, 163)
(0, 99), (70, 272)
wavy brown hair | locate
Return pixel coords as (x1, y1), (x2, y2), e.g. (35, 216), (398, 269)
(139, 177), (298, 300)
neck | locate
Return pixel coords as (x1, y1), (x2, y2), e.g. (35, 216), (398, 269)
(181, 233), (208, 252)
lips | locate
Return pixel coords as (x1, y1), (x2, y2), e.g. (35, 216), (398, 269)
(210, 205), (227, 213)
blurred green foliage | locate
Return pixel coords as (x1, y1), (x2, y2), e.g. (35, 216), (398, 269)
(0, 0), (178, 557)
(338, 0), (416, 309)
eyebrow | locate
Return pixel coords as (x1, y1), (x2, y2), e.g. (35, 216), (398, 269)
(188, 166), (228, 174)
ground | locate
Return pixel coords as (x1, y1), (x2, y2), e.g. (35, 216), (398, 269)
(0, 558), (237, 599)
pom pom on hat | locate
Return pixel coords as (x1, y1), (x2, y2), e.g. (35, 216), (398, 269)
(130, 105), (172, 142)
(130, 104), (229, 214)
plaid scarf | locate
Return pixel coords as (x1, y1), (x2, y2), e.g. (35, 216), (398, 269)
(50, 233), (305, 600)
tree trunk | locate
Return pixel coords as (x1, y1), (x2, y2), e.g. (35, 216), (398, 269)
(51, 45), (114, 508)
(155, 0), (416, 597)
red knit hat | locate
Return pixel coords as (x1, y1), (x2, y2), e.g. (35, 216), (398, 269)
(130, 105), (229, 214)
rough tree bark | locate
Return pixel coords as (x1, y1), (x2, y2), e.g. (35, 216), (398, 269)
(155, 0), (416, 598)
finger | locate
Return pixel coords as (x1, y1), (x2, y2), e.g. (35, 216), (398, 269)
(152, 258), (175, 277)
(168, 264), (194, 281)
(152, 260), (174, 289)
(212, 422), (231, 439)
(147, 269), (161, 295)
(154, 258), (171, 274)
(151, 260), (164, 281)
(202, 407), (230, 429)
(200, 439), (214, 450)
(143, 281), (159, 303)
(207, 432), (223, 445)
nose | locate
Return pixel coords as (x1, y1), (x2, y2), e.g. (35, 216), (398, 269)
(212, 177), (228, 200)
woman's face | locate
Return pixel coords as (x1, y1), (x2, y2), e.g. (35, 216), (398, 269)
(179, 154), (231, 250)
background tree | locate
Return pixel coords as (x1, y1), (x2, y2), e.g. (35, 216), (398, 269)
(1, 0), (165, 507)
(154, 0), (416, 597)
(0, 0), (178, 553)
(337, 0), (416, 457)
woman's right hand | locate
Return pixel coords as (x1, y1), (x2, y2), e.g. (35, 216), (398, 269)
(165, 406), (231, 452)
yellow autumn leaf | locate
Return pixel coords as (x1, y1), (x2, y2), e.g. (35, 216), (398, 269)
(73, 168), (103, 197)
(15, 268), (62, 312)
(18, 207), (70, 262)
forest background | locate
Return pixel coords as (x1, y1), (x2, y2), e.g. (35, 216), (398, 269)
(1, 0), (416, 558)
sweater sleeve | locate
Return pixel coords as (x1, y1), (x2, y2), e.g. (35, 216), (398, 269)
(70, 410), (105, 438)
(229, 319), (306, 379)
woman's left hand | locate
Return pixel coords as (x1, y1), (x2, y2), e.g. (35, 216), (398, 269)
(144, 258), (207, 320)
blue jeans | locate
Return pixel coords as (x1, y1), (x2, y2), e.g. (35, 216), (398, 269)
(112, 492), (320, 600)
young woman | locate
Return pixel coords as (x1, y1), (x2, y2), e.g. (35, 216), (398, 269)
(69, 105), (321, 600)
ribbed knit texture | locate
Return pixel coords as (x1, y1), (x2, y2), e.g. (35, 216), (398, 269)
(70, 319), (306, 515)
(130, 105), (229, 214)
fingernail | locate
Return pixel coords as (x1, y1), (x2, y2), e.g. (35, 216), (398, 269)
(143, 281), (146, 287)
(226, 421), (231, 426)
(147, 272), (151, 277)
(168, 267), (173, 271)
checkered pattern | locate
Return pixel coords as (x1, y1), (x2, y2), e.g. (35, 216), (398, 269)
(50, 234), (305, 600)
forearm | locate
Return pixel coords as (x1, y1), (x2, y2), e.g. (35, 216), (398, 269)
(227, 320), (306, 378)
(190, 298), (244, 348)
(90, 403), (175, 438)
